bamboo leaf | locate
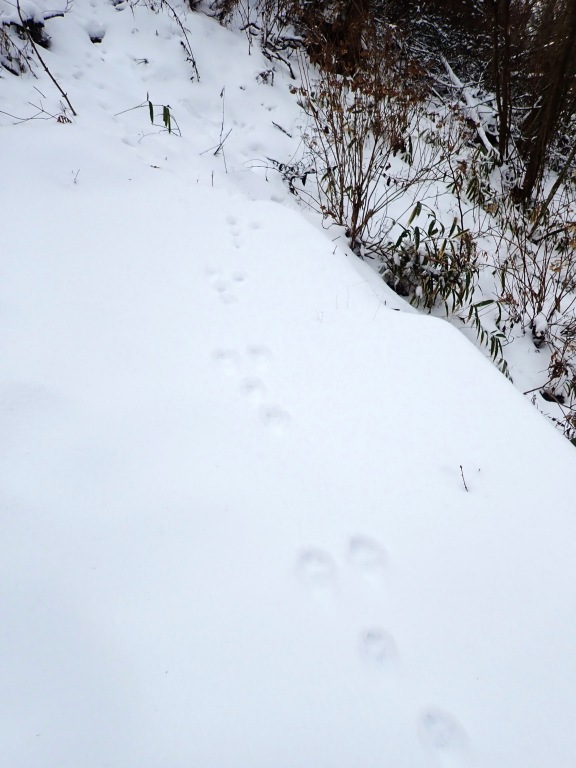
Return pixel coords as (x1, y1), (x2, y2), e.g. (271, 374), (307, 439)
(407, 202), (421, 226)
(163, 105), (171, 133)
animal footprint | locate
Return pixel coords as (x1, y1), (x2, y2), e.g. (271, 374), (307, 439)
(296, 548), (337, 592)
(418, 707), (469, 756)
(348, 535), (387, 579)
(212, 345), (290, 430)
(214, 278), (238, 304)
(226, 214), (243, 248)
(240, 376), (266, 405)
(213, 348), (241, 375)
(206, 268), (246, 305)
(360, 628), (397, 667)
(259, 404), (290, 432)
(247, 345), (273, 373)
(295, 535), (395, 668)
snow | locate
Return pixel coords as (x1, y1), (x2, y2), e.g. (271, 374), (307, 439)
(1, 2), (576, 767)
(0, 1), (44, 25)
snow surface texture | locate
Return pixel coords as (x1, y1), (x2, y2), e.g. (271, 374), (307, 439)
(1, 2), (576, 767)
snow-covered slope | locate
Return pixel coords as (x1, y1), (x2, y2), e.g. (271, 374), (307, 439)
(2, 3), (576, 767)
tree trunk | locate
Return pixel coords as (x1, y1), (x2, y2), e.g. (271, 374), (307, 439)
(490, 0), (512, 161)
(520, 0), (576, 199)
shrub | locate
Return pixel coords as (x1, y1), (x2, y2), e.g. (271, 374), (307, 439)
(295, 22), (428, 250)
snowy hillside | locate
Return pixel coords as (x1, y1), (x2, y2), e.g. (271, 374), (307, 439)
(1, 2), (576, 767)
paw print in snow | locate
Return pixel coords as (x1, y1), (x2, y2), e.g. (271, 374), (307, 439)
(296, 536), (395, 669)
(212, 344), (290, 432)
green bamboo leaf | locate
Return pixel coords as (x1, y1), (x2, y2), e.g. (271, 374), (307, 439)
(163, 105), (171, 133)
(407, 202), (421, 226)
(395, 229), (408, 248)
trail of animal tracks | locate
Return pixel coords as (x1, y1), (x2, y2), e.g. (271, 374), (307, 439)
(1, 1), (576, 766)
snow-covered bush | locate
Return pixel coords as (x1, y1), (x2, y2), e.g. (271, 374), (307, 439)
(295, 23), (427, 251)
(0, 22), (28, 75)
(380, 203), (478, 314)
(495, 194), (576, 419)
(0, 0), (52, 76)
(210, 0), (301, 77)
